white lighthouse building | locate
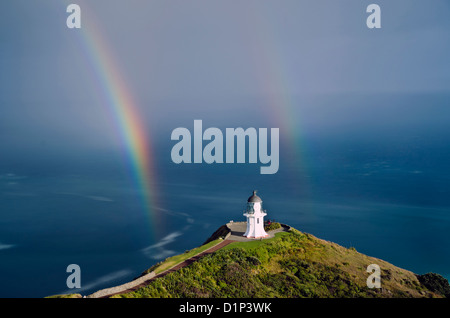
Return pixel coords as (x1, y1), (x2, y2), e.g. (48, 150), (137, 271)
(243, 190), (269, 239)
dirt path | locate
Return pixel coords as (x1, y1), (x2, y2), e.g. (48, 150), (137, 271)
(89, 239), (236, 298)
(87, 225), (289, 298)
(150, 239), (236, 278)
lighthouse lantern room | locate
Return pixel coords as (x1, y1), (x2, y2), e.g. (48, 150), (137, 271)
(243, 190), (269, 238)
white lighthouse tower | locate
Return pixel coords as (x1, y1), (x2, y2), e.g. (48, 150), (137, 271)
(243, 190), (268, 238)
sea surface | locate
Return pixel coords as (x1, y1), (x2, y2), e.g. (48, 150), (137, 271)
(1, 150), (449, 297)
(1, 94), (450, 297)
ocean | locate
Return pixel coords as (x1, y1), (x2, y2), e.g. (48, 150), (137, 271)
(1, 93), (449, 297)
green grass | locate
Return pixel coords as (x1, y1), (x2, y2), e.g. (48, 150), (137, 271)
(45, 293), (82, 298)
(112, 227), (447, 298)
(222, 231), (290, 251)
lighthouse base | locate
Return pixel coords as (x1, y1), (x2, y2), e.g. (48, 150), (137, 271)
(243, 219), (268, 239)
(243, 210), (268, 239)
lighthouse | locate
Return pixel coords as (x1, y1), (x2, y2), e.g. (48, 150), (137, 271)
(243, 190), (269, 238)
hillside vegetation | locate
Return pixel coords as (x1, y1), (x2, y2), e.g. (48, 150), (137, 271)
(112, 227), (449, 298)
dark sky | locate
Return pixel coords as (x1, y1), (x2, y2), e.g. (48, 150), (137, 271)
(0, 0), (449, 158)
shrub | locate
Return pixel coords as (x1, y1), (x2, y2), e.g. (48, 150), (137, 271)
(246, 256), (262, 267)
(417, 273), (450, 298)
(265, 222), (281, 232)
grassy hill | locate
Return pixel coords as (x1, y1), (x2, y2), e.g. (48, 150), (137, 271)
(109, 226), (449, 298)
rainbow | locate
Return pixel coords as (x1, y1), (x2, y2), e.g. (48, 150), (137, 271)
(68, 4), (161, 238)
(243, 3), (312, 197)
(65, 1), (311, 235)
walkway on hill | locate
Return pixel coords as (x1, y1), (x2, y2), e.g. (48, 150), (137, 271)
(87, 239), (236, 298)
(87, 223), (289, 298)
